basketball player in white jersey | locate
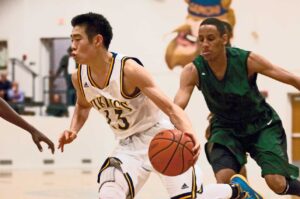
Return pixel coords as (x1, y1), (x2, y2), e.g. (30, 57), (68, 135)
(58, 12), (262, 199)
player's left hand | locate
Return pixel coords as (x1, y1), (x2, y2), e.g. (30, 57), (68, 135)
(184, 131), (200, 165)
(31, 130), (55, 154)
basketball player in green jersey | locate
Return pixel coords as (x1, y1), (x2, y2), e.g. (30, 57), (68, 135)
(0, 98), (55, 153)
(174, 17), (300, 196)
(58, 12), (263, 199)
(204, 20), (248, 179)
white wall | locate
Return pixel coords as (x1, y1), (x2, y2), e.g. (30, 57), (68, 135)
(0, 0), (299, 173)
(0, 0), (299, 198)
(0, 109), (113, 169)
(0, 0), (187, 99)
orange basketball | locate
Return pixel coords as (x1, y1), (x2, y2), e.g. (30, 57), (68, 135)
(148, 129), (194, 176)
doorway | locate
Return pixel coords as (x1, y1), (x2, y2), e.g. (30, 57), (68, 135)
(291, 94), (300, 166)
(40, 37), (71, 105)
(0, 40), (8, 70)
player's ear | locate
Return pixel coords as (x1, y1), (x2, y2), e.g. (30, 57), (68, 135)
(222, 33), (229, 46)
(94, 34), (103, 47)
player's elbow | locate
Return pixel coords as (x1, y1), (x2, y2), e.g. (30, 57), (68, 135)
(179, 101), (188, 109)
(289, 76), (300, 90)
(174, 97), (187, 110)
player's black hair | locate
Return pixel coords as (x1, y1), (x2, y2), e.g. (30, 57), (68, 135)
(71, 12), (113, 49)
(222, 21), (233, 47)
(200, 17), (227, 37)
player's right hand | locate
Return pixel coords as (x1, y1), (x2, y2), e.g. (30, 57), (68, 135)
(184, 131), (200, 165)
(31, 130), (55, 154)
(58, 130), (77, 152)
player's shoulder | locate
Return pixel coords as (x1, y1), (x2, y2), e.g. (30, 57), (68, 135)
(121, 56), (144, 72)
(71, 71), (80, 88)
(113, 52), (142, 64)
(227, 47), (251, 57)
(182, 62), (198, 75)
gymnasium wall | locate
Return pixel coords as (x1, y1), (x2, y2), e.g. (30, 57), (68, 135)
(0, 0), (299, 172)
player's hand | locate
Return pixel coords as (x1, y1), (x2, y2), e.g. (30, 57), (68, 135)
(58, 130), (77, 152)
(31, 130), (55, 154)
(184, 131), (200, 165)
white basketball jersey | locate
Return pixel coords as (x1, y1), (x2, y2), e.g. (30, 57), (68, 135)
(78, 52), (162, 139)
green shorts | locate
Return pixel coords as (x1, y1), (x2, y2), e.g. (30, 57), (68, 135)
(206, 119), (299, 179)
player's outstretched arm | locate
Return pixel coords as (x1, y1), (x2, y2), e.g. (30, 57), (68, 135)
(58, 72), (91, 152)
(0, 98), (55, 154)
(248, 52), (300, 90)
(174, 63), (199, 109)
(123, 60), (200, 163)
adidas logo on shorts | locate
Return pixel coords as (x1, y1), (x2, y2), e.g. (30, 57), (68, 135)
(181, 183), (189, 189)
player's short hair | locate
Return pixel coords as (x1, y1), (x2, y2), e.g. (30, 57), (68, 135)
(222, 21), (233, 47)
(71, 12), (113, 49)
(200, 18), (227, 37)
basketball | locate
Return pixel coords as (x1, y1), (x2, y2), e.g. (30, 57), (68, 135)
(148, 129), (194, 176)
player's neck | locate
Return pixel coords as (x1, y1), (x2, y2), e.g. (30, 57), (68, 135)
(88, 51), (112, 86)
(207, 50), (227, 81)
(89, 51), (112, 72)
(207, 50), (227, 70)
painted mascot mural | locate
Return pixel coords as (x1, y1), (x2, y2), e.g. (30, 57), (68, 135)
(165, 0), (235, 69)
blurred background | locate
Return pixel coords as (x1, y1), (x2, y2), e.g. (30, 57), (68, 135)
(0, 0), (299, 198)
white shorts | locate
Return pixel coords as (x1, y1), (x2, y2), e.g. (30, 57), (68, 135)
(97, 120), (203, 198)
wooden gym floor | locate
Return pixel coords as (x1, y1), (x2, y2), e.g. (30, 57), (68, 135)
(0, 167), (299, 199)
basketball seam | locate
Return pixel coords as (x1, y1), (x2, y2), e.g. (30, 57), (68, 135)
(149, 130), (176, 160)
(180, 144), (186, 174)
(151, 137), (193, 154)
(149, 140), (176, 159)
(162, 131), (183, 174)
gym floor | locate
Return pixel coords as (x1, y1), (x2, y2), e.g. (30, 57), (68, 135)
(0, 166), (298, 199)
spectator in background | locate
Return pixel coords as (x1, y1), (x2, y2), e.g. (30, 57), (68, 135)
(7, 81), (25, 114)
(8, 81), (25, 103)
(0, 71), (12, 101)
(46, 93), (68, 117)
(55, 46), (77, 106)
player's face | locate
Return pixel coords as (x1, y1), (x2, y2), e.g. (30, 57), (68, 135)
(198, 25), (226, 61)
(70, 25), (98, 65)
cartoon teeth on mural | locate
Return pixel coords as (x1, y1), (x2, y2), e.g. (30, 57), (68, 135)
(165, 0), (235, 69)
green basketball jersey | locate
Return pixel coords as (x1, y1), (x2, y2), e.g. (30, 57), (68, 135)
(194, 47), (279, 127)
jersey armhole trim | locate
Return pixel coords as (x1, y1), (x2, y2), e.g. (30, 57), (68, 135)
(120, 57), (142, 99)
(193, 60), (202, 90)
(87, 53), (116, 89)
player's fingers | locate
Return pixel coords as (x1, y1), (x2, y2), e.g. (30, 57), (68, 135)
(185, 132), (196, 143)
(184, 132), (194, 142)
(185, 133), (200, 153)
(192, 152), (199, 165)
(35, 141), (43, 152)
(58, 136), (67, 151)
(192, 149), (200, 163)
(58, 136), (64, 142)
(60, 144), (64, 152)
(49, 145), (55, 154)
(45, 139), (55, 154)
(193, 142), (200, 153)
(58, 142), (63, 150)
(64, 132), (70, 140)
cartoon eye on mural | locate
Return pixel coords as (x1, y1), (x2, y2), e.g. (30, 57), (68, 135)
(165, 0), (235, 70)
